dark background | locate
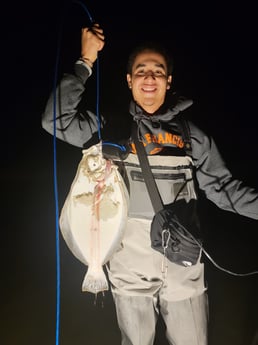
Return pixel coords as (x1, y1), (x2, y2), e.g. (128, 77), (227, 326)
(2, 0), (258, 344)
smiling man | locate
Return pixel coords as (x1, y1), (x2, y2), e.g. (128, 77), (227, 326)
(127, 49), (172, 113)
(42, 23), (258, 345)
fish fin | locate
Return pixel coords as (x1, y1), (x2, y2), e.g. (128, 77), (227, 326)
(82, 267), (109, 294)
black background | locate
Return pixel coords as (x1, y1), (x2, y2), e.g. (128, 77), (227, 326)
(2, 0), (258, 344)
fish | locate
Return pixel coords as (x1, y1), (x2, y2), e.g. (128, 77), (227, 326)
(59, 143), (129, 294)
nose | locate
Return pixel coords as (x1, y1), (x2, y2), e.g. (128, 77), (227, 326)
(144, 71), (156, 79)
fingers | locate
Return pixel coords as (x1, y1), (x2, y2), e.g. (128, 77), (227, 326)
(82, 23), (105, 42)
(91, 23), (105, 41)
(81, 23), (105, 61)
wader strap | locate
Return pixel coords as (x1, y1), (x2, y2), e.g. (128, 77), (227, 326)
(131, 122), (163, 213)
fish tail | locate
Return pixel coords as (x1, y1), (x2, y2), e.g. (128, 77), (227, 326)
(82, 267), (109, 294)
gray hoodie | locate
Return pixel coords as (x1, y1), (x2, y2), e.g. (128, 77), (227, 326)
(42, 61), (258, 220)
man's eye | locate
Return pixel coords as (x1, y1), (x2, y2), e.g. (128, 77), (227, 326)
(136, 70), (145, 76)
(134, 70), (166, 77)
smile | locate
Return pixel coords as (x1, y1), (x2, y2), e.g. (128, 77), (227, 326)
(142, 87), (156, 92)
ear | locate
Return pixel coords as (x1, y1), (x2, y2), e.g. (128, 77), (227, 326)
(127, 74), (132, 89)
(166, 75), (172, 90)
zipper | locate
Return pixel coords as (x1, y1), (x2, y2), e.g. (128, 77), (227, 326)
(131, 171), (186, 182)
(123, 161), (193, 171)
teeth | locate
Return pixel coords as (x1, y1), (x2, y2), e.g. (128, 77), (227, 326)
(142, 87), (156, 92)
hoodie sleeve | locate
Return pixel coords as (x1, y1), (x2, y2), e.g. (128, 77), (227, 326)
(189, 121), (258, 220)
(41, 61), (103, 148)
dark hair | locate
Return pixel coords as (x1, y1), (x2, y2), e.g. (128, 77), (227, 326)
(127, 41), (173, 75)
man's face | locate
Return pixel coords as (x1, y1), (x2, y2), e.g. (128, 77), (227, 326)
(127, 51), (172, 114)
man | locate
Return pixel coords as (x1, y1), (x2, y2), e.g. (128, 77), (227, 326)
(42, 24), (258, 345)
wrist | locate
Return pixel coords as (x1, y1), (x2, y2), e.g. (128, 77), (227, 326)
(76, 58), (92, 76)
(79, 56), (94, 68)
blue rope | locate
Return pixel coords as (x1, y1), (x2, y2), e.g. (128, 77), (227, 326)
(73, 0), (94, 23)
(52, 2), (96, 345)
(52, 15), (63, 345)
(73, 0), (102, 140)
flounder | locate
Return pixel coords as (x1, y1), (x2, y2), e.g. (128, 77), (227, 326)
(59, 143), (129, 294)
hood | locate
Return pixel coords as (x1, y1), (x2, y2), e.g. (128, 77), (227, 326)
(128, 95), (193, 155)
(129, 95), (193, 123)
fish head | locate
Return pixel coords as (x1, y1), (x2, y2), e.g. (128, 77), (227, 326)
(82, 144), (107, 179)
(86, 154), (106, 173)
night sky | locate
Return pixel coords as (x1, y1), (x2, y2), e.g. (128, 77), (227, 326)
(3, 1), (258, 344)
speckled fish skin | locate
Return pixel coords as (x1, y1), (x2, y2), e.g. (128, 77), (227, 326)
(59, 143), (129, 294)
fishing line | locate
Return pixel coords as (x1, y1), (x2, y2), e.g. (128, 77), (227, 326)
(52, 2), (96, 345)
